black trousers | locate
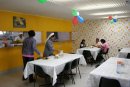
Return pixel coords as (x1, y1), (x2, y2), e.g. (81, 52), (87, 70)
(23, 56), (34, 81)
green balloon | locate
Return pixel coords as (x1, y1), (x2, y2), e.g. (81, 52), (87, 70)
(110, 19), (114, 24)
(72, 9), (78, 16)
(38, 0), (48, 4)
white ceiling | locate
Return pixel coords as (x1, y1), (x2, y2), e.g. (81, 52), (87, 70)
(0, 0), (130, 19)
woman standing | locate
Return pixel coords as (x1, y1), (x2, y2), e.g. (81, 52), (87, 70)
(43, 33), (55, 57)
(22, 30), (42, 82)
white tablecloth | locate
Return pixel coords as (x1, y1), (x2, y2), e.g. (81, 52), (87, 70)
(24, 53), (83, 86)
(88, 57), (130, 87)
(76, 47), (101, 65)
(117, 48), (130, 58)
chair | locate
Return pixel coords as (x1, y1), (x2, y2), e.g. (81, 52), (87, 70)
(34, 65), (52, 87)
(71, 58), (81, 78)
(127, 53), (130, 59)
(95, 59), (105, 68)
(99, 77), (121, 87)
(83, 50), (94, 65)
(60, 61), (75, 84)
(34, 65), (65, 87)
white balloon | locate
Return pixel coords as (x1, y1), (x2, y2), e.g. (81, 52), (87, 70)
(77, 12), (80, 16)
(113, 15), (117, 19)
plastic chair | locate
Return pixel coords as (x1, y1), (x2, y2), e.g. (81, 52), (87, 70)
(83, 50), (94, 65)
(71, 58), (81, 78)
(99, 77), (121, 87)
(60, 61), (75, 84)
(34, 65), (65, 87)
(127, 53), (130, 59)
(34, 65), (52, 87)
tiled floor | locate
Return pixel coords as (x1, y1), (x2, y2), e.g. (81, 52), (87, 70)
(0, 65), (95, 87)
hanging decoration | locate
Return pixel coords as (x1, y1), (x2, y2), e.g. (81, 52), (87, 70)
(72, 9), (78, 16)
(113, 18), (117, 22)
(37, 0), (48, 4)
(77, 16), (84, 23)
(108, 15), (118, 24)
(72, 9), (84, 25)
(108, 16), (113, 20)
(72, 16), (78, 25)
(113, 15), (118, 23)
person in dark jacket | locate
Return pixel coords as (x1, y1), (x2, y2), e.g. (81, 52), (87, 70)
(80, 39), (86, 48)
(22, 30), (42, 82)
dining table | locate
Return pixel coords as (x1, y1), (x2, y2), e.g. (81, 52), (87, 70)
(88, 57), (130, 87)
(117, 48), (130, 58)
(23, 53), (83, 86)
(76, 47), (101, 65)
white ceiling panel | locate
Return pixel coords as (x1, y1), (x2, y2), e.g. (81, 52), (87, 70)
(0, 0), (130, 19)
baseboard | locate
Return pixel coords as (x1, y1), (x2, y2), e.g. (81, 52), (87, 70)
(0, 67), (23, 76)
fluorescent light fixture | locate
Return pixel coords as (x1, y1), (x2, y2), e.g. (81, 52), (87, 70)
(117, 16), (129, 18)
(49, 0), (71, 2)
(100, 15), (129, 19)
(78, 3), (121, 11)
(90, 11), (126, 15)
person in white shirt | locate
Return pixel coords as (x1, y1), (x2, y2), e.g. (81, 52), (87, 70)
(94, 38), (102, 48)
(14, 33), (24, 43)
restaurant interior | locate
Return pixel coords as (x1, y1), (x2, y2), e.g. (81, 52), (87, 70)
(0, 0), (130, 87)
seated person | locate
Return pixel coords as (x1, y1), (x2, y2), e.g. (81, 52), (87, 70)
(93, 38), (102, 48)
(80, 39), (86, 48)
(95, 39), (109, 66)
(100, 39), (109, 54)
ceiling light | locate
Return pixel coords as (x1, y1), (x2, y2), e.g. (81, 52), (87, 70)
(77, 3), (122, 11)
(90, 11), (126, 16)
(100, 16), (129, 19)
(49, 0), (72, 2)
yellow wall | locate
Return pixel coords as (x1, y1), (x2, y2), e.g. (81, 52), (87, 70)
(0, 10), (72, 72)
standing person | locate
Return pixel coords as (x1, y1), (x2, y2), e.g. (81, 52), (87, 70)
(80, 39), (86, 48)
(22, 30), (42, 82)
(43, 33), (55, 57)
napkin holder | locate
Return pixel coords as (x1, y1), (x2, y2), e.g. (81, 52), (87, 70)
(116, 60), (124, 74)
